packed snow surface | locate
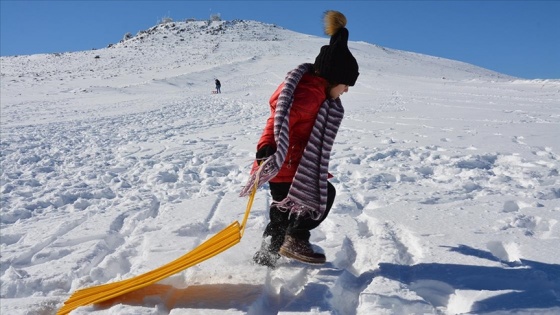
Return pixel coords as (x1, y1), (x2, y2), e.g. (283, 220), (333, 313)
(1, 19), (559, 315)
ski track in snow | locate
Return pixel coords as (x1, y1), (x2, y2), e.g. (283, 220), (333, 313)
(1, 19), (560, 315)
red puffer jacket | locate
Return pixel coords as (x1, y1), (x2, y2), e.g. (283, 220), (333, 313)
(253, 73), (328, 183)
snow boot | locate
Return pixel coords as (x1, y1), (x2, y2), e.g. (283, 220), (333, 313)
(278, 235), (326, 265)
(253, 238), (281, 268)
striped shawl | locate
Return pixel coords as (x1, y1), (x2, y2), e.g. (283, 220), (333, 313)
(240, 63), (344, 220)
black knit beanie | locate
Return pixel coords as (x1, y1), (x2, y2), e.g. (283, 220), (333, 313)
(314, 11), (359, 86)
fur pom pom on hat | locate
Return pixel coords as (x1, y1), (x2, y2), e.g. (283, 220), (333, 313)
(314, 11), (359, 86)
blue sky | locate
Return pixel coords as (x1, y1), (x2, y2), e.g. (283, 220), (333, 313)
(1, 1), (558, 79)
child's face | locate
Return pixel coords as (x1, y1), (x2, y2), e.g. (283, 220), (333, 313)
(329, 84), (349, 99)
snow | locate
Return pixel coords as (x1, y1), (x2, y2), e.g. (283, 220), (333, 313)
(1, 19), (559, 315)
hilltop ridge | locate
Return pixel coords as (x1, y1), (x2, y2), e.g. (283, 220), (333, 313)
(114, 19), (293, 48)
(1, 17), (517, 120)
(1, 17), (512, 83)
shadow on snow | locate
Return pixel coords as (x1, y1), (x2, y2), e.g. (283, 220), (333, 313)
(376, 245), (560, 313)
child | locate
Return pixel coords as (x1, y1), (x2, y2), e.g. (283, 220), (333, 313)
(240, 11), (359, 266)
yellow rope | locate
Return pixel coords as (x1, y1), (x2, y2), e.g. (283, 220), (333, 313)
(240, 170), (259, 236)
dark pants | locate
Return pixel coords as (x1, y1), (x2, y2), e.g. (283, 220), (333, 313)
(263, 182), (336, 253)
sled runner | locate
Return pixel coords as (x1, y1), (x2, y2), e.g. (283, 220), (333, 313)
(57, 173), (259, 315)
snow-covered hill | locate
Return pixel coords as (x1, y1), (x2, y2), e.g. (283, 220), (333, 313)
(1, 19), (559, 315)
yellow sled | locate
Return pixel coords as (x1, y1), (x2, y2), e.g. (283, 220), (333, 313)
(57, 180), (258, 315)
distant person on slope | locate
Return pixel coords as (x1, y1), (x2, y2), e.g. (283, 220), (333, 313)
(215, 79), (221, 93)
(239, 11), (359, 266)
